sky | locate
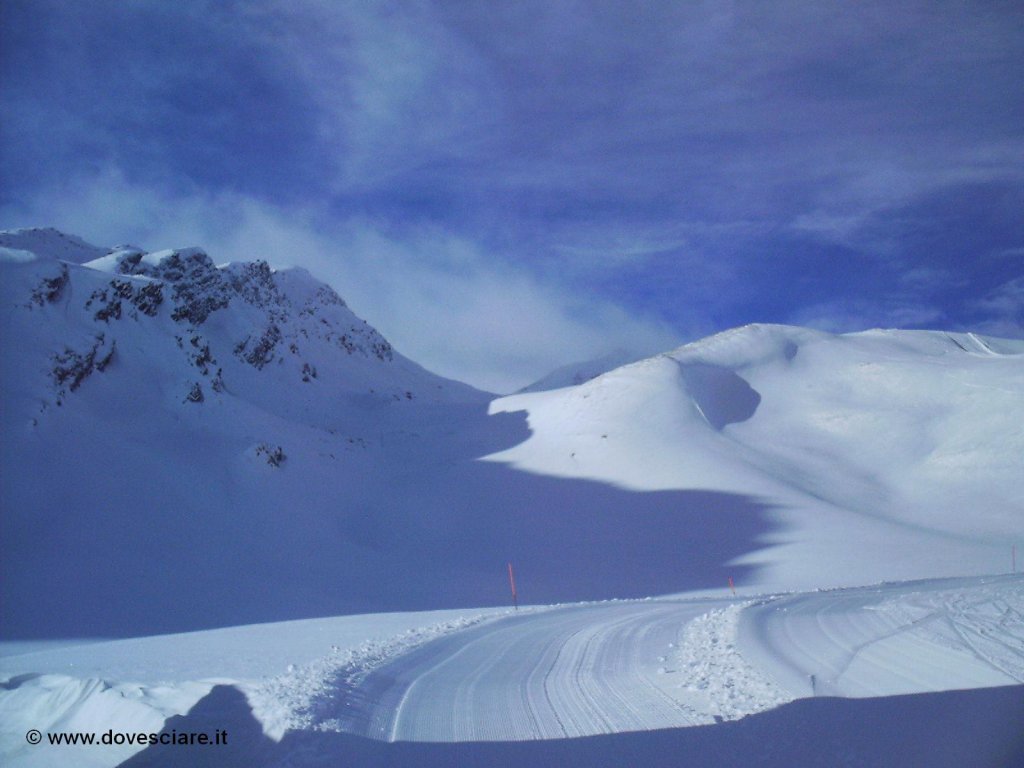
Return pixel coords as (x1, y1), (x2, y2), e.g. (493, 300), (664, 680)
(1, 0), (1022, 393)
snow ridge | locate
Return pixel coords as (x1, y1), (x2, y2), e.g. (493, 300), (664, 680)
(0, 227), (109, 263)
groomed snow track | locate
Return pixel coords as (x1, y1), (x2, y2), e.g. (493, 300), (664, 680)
(739, 573), (1024, 699)
(308, 600), (728, 742)
(301, 576), (1023, 745)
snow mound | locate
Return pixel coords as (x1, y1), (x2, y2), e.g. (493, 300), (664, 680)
(0, 673), (210, 768)
(672, 604), (792, 722)
(488, 323), (1024, 592)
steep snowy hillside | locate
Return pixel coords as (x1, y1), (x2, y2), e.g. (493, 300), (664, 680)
(488, 324), (1024, 590)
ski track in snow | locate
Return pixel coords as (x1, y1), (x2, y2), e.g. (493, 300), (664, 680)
(273, 576), (1023, 747)
(2, 576), (1021, 767)
(295, 599), (773, 743)
(738, 574), (1024, 699)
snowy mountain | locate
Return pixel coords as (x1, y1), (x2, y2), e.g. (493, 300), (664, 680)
(1, 227), (483, 417)
(489, 323), (1024, 591)
(1, 229), (1022, 768)
(2, 229), (1022, 643)
(0, 227), (110, 264)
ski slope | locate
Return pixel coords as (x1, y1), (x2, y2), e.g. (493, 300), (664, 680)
(487, 324), (1024, 593)
(740, 574), (1024, 699)
(1, 576), (1021, 766)
(312, 601), (726, 742)
(297, 575), (1023, 745)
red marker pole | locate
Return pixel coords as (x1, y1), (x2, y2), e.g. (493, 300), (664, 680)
(508, 562), (518, 611)
(728, 577), (736, 596)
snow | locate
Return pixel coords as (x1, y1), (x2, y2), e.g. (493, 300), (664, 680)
(0, 608), (495, 767)
(672, 603), (792, 722)
(739, 574), (1024, 698)
(2, 229), (1023, 766)
(486, 324), (1024, 592)
(0, 228), (109, 264)
(1, 578), (1021, 766)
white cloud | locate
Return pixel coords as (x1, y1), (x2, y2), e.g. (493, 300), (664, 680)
(236, 0), (502, 191)
(969, 277), (1024, 338)
(787, 298), (945, 335)
(321, 224), (680, 392)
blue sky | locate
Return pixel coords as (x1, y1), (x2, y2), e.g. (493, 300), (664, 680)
(2, 0), (1022, 392)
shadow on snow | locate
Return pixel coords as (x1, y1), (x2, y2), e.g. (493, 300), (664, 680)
(119, 683), (1024, 768)
(4, 404), (777, 638)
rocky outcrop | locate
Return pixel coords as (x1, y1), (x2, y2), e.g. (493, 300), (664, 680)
(51, 334), (116, 404)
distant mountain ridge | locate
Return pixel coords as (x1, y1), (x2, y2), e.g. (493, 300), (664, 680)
(0, 226), (111, 263)
(517, 349), (641, 393)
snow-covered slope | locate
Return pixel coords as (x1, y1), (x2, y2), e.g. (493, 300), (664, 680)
(0, 227), (110, 264)
(2, 228), (1023, 767)
(2, 229), (1022, 643)
(488, 323), (1024, 591)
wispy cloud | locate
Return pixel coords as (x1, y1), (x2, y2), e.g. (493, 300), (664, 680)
(789, 299), (946, 336)
(2, 0), (1022, 384)
(967, 277), (1024, 337)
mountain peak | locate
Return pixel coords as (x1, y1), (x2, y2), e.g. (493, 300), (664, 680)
(1, 230), (484, 430)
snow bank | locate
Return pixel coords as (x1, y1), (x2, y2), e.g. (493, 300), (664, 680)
(249, 612), (505, 739)
(671, 604), (792, 722)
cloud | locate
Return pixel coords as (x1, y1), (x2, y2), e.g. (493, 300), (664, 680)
(788, 298), (946, 336)
(2, 0), (1022, 367)
(0, 168), (679, 392)
(967, 277), (1024, 337)
(13, 0), (1018, 232)
(235, 0), (504, 191)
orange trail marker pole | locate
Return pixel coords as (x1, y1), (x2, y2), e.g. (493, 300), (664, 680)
(728, 577), (736, 596)
(508, 562), (518, 611)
